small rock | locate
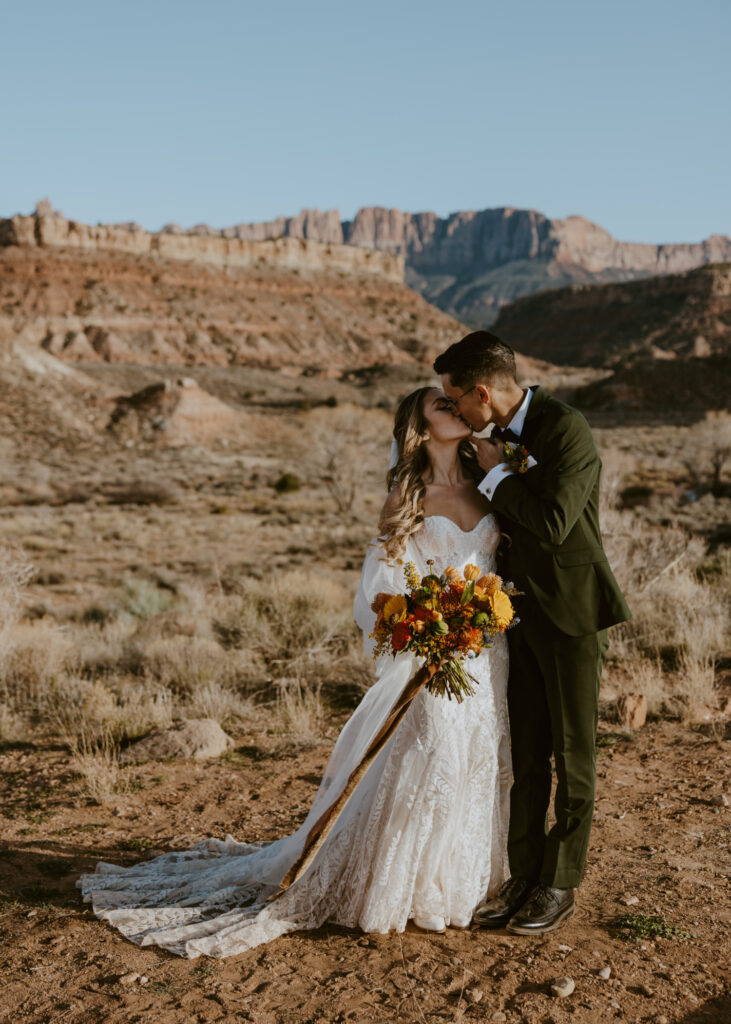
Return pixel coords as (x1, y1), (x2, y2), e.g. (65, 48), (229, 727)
(139, 976), (149, 984)
(557, 943), (573, 953)
(491, 1013), (507, 1023)
(620, 894), (640, 906)
(598, 966), (612, 980)
(118, 972), (140, 986)
(639, 983), (654, 997)
(709, 793), (728, 807)
(120, 718), (234, 763)
(450, 956), (462, 966)
(465, 988), (483, 1004)
(550, 976), (575, 998)
(26, 909), (38, 919)
(655, 1016), (669, 1024)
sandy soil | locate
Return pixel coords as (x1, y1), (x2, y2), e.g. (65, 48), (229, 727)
(0, 718), (728, 1024)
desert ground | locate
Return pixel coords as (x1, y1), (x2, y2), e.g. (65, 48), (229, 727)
(1, 360), (729, 1024)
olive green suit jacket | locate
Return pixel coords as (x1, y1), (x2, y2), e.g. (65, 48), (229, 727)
(489, 386), (631, 637)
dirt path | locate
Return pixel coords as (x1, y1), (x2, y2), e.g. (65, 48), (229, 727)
(0, 720), (728, 1024)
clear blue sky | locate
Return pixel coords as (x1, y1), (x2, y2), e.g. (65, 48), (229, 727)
(2, 0), (729, 243)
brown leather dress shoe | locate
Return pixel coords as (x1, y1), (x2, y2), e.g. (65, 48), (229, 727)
(506, 885), (575, 935)
(473, 876), (536, 929)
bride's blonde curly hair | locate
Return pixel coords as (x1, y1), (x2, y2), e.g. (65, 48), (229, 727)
(380, 386), (482, 561)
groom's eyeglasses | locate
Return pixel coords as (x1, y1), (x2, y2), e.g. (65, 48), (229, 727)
(445, 385), (476, 411)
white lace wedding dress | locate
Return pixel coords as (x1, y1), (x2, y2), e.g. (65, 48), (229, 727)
(78, 514), (511, 958)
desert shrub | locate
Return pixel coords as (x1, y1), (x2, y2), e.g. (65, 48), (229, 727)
(276, 678), (324, 743)
(141, 636), (235, 694)
(0, 703), (26, 743)
(598, 451), (728, 719)
(0, 545), (35, 666)
(45, 675), (175, 747)
(181, 680), (255, 729)
(122, 578), (180, 619)
(222, 570), (355, 669)
(274, 473), (301, 493)
(103, 481), (181, 505)
(0, 623), (76, 732)
(70, 729), (129, 804)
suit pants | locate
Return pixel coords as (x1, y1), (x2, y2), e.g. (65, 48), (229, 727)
(506, 606), (609, 889)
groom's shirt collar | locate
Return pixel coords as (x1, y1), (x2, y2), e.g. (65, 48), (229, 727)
(505, 386), (534, 438)
(477, 387), (537, 502)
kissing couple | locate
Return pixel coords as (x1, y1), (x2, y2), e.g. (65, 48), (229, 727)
(79, 330), (631, 958)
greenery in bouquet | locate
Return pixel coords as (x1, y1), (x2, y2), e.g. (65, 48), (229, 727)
(369, 560), (520, 702)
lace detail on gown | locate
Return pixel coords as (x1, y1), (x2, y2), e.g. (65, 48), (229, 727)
(77, 514), (511, 957)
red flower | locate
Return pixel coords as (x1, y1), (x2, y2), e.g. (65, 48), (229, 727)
(391, 622), (412, 651)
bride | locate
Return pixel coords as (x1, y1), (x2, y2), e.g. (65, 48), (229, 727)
(78, 386), (511, 958)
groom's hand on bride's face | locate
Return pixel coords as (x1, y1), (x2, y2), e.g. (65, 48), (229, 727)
(472, 437), (504, 474)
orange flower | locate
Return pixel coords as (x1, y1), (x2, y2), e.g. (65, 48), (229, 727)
(463, 563), (481, 582)
(466, 627), (483, 651)
(476, 573), (502, 597)
(444, 565), (460, 583)
(371, 592), (393, 615)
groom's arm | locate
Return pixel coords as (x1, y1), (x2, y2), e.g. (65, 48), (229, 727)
(487, 414), (600, 547)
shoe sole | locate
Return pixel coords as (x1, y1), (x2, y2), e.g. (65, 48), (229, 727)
(505, 904), (575, 935)
(472, 915), (512, 929)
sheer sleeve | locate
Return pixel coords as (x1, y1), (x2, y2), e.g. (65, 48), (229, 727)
(353, 538), (406, 659)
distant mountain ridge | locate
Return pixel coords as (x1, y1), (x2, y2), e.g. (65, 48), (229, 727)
(190, 205), (731, 326)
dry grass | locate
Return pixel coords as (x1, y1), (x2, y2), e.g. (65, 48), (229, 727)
(276, 678), (325, 743)
(598, 445), (729, 720)
(70, 729), (129, 804)
(181, 680), (256, 729)
(2, 404), (727, 748)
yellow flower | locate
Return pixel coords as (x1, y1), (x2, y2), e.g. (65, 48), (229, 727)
(403, 561), (421, 589)
(476, 573), (502, 597)
(489, 590), (515, 629)
(383, 594), (408, 623)
(463, 563), (481, 582)
(444, 565), (460, 583)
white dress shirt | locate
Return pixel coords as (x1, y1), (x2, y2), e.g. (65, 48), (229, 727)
(477, 387), (536, 501)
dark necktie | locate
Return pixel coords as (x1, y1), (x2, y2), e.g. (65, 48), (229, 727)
(491, 425), (521, 444)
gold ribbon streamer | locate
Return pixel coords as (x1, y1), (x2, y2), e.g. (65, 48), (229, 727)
(269, 661), (438, 897)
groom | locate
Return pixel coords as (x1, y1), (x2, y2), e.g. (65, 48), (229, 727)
(435, 330), (631, 935)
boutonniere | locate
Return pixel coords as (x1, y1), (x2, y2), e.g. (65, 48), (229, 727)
(503, 441), (537, 474)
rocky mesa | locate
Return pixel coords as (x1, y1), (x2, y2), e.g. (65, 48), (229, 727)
(200, 204), (731, 326)
(0, 203), (462, 375)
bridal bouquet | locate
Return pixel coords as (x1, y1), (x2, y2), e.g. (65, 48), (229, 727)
(369, 560), (519, 702)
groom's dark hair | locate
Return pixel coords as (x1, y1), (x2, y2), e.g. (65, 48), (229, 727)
(433, 331), (517, 390)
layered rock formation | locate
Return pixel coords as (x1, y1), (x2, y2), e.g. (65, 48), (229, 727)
(491, 263), (731, 367)
(7, 200), (727, 330)
(0, 203), (403, 282)
(0, 205), (460, 374)
(215, 204), (731, 325)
